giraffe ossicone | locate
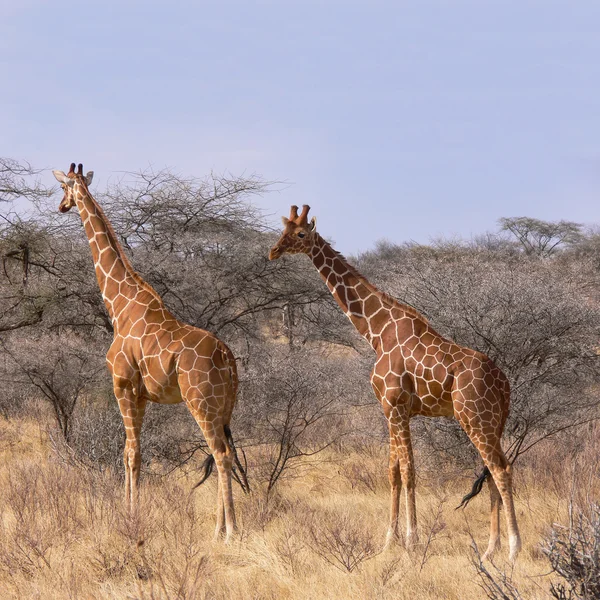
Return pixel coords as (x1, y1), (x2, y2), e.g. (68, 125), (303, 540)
(270, 204), (521, 561)
(53, 162), (248, 543)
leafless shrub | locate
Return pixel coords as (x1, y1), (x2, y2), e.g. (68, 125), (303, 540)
(238, 490), (293, 538)
(470, 541), (524, 600)
(378, 554), (406, 587)
(139, 551), (210, 600)
(0, 332), (106, 441)
(62, 396), (213, 482)
(238, 345), (359, 495)
(418, 494), (449, 572)
(305, 508), (379, 573)
(339, 459), (380, 494)
(0, 461), (84, 579)
(273, 517), (307, 576)
(544, 504), (600, 600)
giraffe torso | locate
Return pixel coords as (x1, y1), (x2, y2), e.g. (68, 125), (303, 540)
(365, 306), (509, 431)
(106, 290), (236, 407)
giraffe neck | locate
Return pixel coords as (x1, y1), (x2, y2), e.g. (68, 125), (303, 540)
(308, 233), (395, 349)
(72, 183), (162, 325)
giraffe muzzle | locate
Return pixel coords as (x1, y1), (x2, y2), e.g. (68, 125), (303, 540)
(268, 246), (282, 260)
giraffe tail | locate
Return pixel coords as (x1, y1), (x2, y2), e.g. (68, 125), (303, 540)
(225, 424), (251, 495)
(456, 466), (490, 509)
(192, 454), (215, 489)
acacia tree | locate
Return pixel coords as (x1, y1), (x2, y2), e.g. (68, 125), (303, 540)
(1, 158), (53, 326)
(0, 333), (106, 440)
(0, 158), (50, 204)
(499, 216), (583, 257)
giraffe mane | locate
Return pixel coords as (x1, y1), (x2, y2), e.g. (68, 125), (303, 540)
(79, 183), (165, 306)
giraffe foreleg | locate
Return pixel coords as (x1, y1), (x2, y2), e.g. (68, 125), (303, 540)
(385, 447), (402, 547)
(397, 426), (418, 549)
(115, 384), (147, 515)
(386, 401), (418, 550)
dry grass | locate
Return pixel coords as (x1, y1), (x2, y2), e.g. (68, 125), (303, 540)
(0, 415), (593, 600)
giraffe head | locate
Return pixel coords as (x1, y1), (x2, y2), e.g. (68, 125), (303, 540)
(269, 205), (317, 260)
(52, 163), (94, 213)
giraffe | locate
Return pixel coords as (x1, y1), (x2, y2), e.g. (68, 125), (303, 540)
(269, 205), (521, 561)
(52, 163), (248, 542)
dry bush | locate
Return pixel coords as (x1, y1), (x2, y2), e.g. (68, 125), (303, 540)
(238, 345), (367, 495)
(66, 397), (209, 475)
(545, 505), (600, 600)
(471, 548), (525, 600)
(336, 443), (389, 495)
(0, 332), (106, 441)
(272, 517), (307, 577)
(304, 507), (380, 573)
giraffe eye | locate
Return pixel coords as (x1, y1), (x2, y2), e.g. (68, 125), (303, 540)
(297, 232), (305, 238)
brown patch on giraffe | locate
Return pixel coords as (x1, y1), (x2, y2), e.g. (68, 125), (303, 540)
(313, 252), (325, 268)
(371, 311), (389, 336)
(363, 295), (382, 315)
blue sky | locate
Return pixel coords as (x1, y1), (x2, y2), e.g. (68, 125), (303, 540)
(2, 1), (599, 254)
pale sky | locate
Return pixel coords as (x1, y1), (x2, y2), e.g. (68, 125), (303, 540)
(2, 1), (599, 254)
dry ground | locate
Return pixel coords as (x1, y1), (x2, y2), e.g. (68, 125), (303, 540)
(0, 415), (591, 600)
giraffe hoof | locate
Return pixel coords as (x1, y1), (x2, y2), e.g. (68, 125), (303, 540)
(383, 530), (400, 551)
(223, 532), (236, 545)
(482, 541), (501, 562)
(405, 532), (419, 551)
(508, 536), (522, 562)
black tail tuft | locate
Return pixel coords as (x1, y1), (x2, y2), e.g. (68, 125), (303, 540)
(456, 466), (490, 510)
(192, 454), (215, 489)
(224, 424), (251, 494)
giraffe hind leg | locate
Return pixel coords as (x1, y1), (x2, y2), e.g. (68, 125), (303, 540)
(213, 444), (236, 543)
(482, 476), (502, 561)
(486, 451), (520, 560)
(183, 387), (237, 543)
(456, 414), (521, 560)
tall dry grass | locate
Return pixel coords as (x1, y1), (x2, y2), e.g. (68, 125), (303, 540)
(0, 415), (596, 600)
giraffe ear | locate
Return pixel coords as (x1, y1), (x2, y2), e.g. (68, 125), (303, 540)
(309, 216), (317, 232)
(85, 171), (94, 186)
(52, 170), (69, 184)
(281, 216), (289, 226)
